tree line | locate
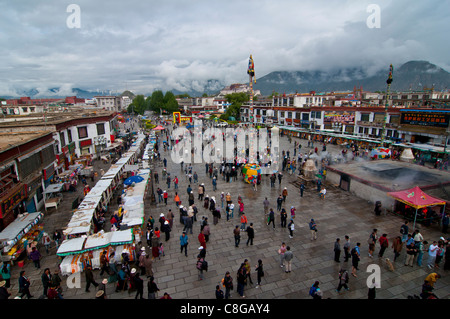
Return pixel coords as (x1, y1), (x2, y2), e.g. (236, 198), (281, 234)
(127, 90), (179, 115)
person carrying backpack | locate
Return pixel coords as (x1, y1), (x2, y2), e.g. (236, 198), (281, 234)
(336, 269), (349, 293)
(309, 281), (321, 299)
(196, 256), (207, 281)
(222, 271), (233, 299)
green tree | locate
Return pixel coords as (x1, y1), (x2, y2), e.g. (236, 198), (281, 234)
(163, 91), (180, 114)
(221, 92), (249, 120)
(149, 90), (164, 113)
(128, 94), (146, 114)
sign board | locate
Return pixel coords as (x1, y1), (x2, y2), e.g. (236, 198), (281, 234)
(400, 110), (449, 128)
(324, 111), (355, 124)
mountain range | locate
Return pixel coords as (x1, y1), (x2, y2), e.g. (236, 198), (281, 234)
(253, 60), (450, 95)
(1, 61), (449, 99)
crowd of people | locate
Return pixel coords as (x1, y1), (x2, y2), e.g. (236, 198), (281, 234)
(1, 116), (448, 300)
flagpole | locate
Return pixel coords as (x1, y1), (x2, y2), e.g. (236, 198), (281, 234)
(381, 64), (393, 146)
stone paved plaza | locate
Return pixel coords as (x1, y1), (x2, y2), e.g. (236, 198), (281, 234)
(5, 132), (449, 300)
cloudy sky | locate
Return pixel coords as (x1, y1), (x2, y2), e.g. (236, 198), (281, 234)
(0, 0), (449, 96)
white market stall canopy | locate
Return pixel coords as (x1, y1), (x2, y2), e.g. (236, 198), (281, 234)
(44, 183), (64, 194)
(84, 179), (113, 199)
(57, 229), (133, 257)
(63, 208), (96, 236)
(0, 212), (44, 252)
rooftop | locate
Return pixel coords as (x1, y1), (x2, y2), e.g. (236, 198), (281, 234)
(0, 109), (116, 127)
(0, 131), (52, 153)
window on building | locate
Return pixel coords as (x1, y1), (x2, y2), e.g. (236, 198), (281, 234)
(22, 107), (28, 113)
(280, 111), (285, 118)
(287, 112), (292, 119)
(302, 113), (309, 121)
(97, 123), (106, 135)
(78, 126), (88, 139)
(389, 115), (400, 124)
(60, 132), (66, 147)
(361, 114), (370, 122)
(296, 113), (301, 120)
(373, 113), (384, 122)
(29, 107), (35, 112)
(67, 130), (72, 143)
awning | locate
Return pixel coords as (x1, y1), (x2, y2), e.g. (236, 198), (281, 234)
(387, 186), (446, 209)
(0, 212), (44, 251)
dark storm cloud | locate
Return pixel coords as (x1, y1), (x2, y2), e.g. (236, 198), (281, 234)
(0, 0), (448, 96)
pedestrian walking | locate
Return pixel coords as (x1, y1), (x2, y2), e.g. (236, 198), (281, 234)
(309, 281), (322, 299)
(267, 209), (275, 229)
(288, 219), (294, 238)
(309, 219), (317, 240)
(417, 240), (428, 267)
(280, 209), (287, 228)
(42, 232), (51, 254)
(147, 276), (160, 299)
(282, 187), (288, 202)
(240, 212), (248, 231)
(392, 236), (402, 262)
(86, 265), (100, 293)
(234, 225), (241, 248)
(196, 256), (207, 281)
(246, 223), (255, 246)
(134, 273), (144, 299)
(222, 271), (233, 299)
(1, 263), (11, 288)
(427, 241), (439, 269)
(244, 259), (253, 285)
(215, 285), (224, 299)
(41, 268), (52, 297)
(336, 269), (349, 293)
(405, 241), (417, 267)
(29, 246), (41, 269)
(276, 195), (283, 211)
(236, 263), (247, 298)
(400, 221), (409, 243)
(368, 229), (378, 258)
(351, 243), (361, 277)
(343, 235), (351, 262)
(378, 233), (389, 258)
(284, 246), (293, 273)
(290, 206), (296, 219)
(334, 238), (341, 262)
(255, 259), (264, 288)
(18, 271), (33, 299)
(278, 242), (287, 267)
(300, 183), (305, 197)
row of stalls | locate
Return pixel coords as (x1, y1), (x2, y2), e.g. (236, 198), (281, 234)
(56, 133), (154, 276)
(0, 212), (44, 264)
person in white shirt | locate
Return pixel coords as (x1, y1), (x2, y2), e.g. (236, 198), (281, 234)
(320, 188), (326, 200)
(427, 241), (438, 269)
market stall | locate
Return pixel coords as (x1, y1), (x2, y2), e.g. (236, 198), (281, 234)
(63, 208), (96, 238)
(387, 186), (447, 230)
(43, 183), (64, 210)
(0, 212), (44, 264)
(57, 229), (134, 276)
(84, 178), (114, 208)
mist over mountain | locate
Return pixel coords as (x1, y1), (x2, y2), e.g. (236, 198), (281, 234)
(253, 61), (450, 95)
(2, 61), (449, 100)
